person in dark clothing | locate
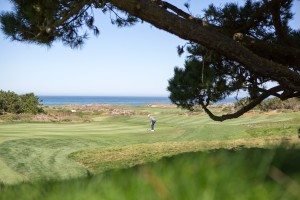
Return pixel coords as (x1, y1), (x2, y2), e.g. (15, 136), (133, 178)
(148, 114), (156, 132)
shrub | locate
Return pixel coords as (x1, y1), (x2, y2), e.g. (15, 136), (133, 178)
(20, 93), (44, 114)
(234, 97), (300, 111)
(259, 97), (300, 111)
(0, 90), (43, 115)
(233, 97), (250, 110)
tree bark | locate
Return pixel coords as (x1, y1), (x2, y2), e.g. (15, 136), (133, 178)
(108, 0), (300, 92)
(236, 38), (300, 68)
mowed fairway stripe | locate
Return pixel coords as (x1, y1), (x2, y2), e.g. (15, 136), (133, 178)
(0, 123), (147, 135)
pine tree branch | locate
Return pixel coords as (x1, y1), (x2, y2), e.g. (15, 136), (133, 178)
(269, 0), (289, 44)
(243, 38), (300, 68)
(199, 86), (283, 122)
(54, 0), (93, 28)
(156, 0), (195, 20)
(234, 0), (286, 34)
(108, 0), (300, 92)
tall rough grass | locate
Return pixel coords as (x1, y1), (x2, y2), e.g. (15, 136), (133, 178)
(1, 148), (300, 200)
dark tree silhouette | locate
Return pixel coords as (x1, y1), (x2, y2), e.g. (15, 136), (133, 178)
(1, 0), (299, 121)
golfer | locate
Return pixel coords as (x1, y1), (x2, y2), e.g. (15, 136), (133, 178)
(148, 114), (156, 132)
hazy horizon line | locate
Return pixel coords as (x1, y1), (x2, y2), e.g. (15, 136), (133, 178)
(38, 95), (170, 97)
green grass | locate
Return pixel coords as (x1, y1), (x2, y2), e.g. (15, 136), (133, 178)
(0, 106), (299, 199)
(1, 148), (300, 200)
(0, 106), (299, 185)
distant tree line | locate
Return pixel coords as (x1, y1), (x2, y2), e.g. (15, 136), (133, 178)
(0, 91), (44, 115)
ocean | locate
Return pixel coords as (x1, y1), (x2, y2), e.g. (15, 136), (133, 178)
(39, 96), (237, 106)
(39, 96), (171, 106)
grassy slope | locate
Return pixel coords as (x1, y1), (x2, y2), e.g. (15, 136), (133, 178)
(1, 148), (300, 200)
(0, 106), (299, 184)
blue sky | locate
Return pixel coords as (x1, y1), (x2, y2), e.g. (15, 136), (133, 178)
(0, 0), (299, 96)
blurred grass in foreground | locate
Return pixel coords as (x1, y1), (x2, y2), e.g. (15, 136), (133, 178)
(1, 147), (300, 200)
